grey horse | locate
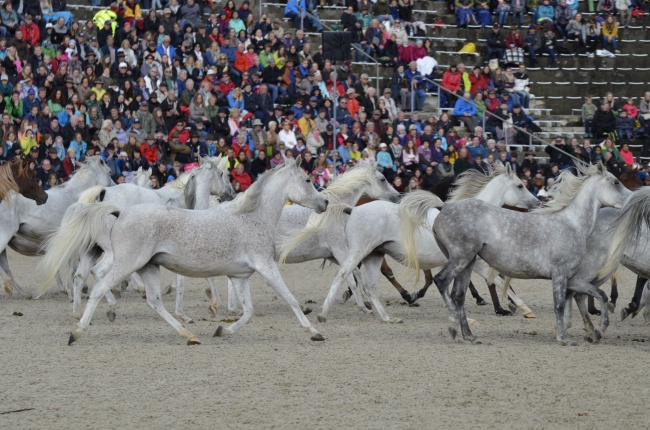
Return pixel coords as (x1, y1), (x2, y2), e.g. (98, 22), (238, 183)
(399, 163), (633, 344)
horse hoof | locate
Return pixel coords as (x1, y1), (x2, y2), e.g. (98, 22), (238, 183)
(496, 308), (513, 317)
(384, 318), (403, 324)
(204, 287), (213, 299)
(112, 289), (121, 299)
(311, 333), (325, 341)
(213, 326), (225, 337)
(594, 329), (602, 343)
(476, 297), (488, 306)
(4, 282), (12, 296)
(467, 318), (479, 327)
(81, 286), (88, 294)
(364, 301), (373, 310)
(208, 305), (217, 318)
(303, 307), (312, 315)
(448, 326), (457, 339)
(620, 308), (629, 321)
(162, 285), (172, 295)
(68, 331), (79, 345)
(106, 309), (116, 322)
(341, 289), (352, 303)
(187, 336), (201, 345)
(607, 302), (615, 313)
(584, 335), (594, 343)
(317, 314), (327, 323)
(408, 301), (420, 308)
(589, 309), (601, 316)
(523, 312), (537, 319)
(400, 291), (414, 304)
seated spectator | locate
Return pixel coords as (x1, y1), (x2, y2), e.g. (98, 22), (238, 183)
(616, 110), (634, 144)
(537, 0), (555, 25)
(485, 25), (505, 67)
(456, 0), (478, 28)
(554, 0), (574, 40)
(602, 14), (620, 54)
(591, 102), (617, 141)
(454, 92), (480, 132)
(541, 28), (558, 66)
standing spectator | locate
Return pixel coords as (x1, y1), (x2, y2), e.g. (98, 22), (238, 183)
(582, 96), (596, 138)
(485, 24), (505, 67)
(591, 102), (617, 141)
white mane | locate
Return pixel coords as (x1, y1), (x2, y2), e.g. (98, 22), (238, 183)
(535, 163), (603, 214)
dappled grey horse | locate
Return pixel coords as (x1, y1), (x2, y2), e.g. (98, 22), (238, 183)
(279, 165), (539, 324)
(40, 158), (330, 345)
(400, 163), (634, 344)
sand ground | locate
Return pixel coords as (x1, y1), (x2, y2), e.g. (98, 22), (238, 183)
(0, 250), (649, 429)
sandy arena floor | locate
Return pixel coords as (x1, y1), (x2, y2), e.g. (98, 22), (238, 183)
(0, 249), (648, 429)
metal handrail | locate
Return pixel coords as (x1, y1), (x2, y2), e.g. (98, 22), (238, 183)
(285, 0), (381, 95)
(418, 75), (586, 166)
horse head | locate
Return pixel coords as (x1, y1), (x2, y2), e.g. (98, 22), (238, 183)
(9, 158), (48, 205)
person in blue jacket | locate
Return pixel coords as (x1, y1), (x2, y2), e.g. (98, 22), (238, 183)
(453, 92), (480, 132)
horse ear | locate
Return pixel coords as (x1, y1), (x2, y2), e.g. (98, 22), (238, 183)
(295, 155), (302, 168)
(597, 161), (605, 174)
(146, 167), (152, 176)
(505, 163), (512, 176)
(137, 166), (143, 174)
(198, 155), (206, 166)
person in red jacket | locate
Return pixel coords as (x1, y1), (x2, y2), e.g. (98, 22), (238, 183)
(219, 74), (235, 96)
(140, 133), (159, 164)
(19, 14), (40, 47)
(440, 64), (461, 108)
(61, 147), (80, 180)
(469, 66), (488, 97)
(168, 118), (190, 143)
(233, 44), (252, 74)
(231, 163), (252, 191)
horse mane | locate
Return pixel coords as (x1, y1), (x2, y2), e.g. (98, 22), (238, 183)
(534, 163), (601, 215)
(323, 164), (375, 205)
(166, 173), (191, 190)
(234, 163), (286, 213)
(448, 166), (503, 202)
(0, 160), (21, 205)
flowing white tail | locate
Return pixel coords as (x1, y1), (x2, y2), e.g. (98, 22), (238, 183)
(78, 185), (106, 203)
(397, 191), (444, 280)
(599, 188), (650, 279)
(37, 202), (120, 296)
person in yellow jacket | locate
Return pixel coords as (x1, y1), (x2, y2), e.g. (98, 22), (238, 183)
(602, 15), (620, 53)
(20, 128), (37, 155)
(458, 63), (472, 93)
(92, 10), (117, 36)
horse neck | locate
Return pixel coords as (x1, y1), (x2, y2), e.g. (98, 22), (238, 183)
(187, 172), (214, 210)
(556, 177), (604, 236)
(474, 177), (506, 206)
(66, 169), (101, 198)
(340, 186), (369, 207)
(246, 173), (293, 233)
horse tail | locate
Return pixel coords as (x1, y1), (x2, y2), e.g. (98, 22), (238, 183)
(37, 203), (120, 296)
(397, 191), (444, 280)
(486, 267), (498, 285)
(276, 204), (352, 264)
(599, 188), (650, 279)
(78, 185), (107, 203)
(501, 276), (512, 302)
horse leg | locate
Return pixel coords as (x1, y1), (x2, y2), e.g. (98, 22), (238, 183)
(609, 276), (618, 312)
(70, 261), (131, 345)
(0, 249), (28, 298)
(487, 283), (512, 316)
(205, 277), (219, 318)
(451, 263), (478, 342)
(72, 250), (98, 320)
(254, 261), (324, 341)
(342, 262), (363, 303)
(104, 290), (118, 322)
(468, 281), (487, 306)
(567, 278), (609, 342)
(505, 284), (536, 318)
(411, 269), (435, 305)
(213, 277), (255, 337)
(572, 293), (597, 342)
(379, 258), (415, 304)
(55, 273), (70, 299)
(129, 273), (146, 298)
(587, 295), (600, 316)
(174, 274), (194, 324)
(360, 253), (402, 323)
(433, 257), (475, 340)
(551, 274), (573, 345)
(348, 268), (372, 313)
(621, 276), (647, 321)
(137, 263), (200, 345)
(227, 278), (241, 315)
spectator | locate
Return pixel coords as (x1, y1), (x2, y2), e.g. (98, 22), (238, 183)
(541, 28), (558, 66)
(591, 102), (617, 141)
(485, 24), (505, 67)
(616, 110), (634, 144)
(554, 0), (574, 40)
(602, 14), (620, 54)
(453, 92), (480, 132)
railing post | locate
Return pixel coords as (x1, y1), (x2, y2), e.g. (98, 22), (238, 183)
(375, 63), (379, 95)
(411, 82), (415, 113)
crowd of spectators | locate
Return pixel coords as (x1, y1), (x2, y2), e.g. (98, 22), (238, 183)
(0, 0), (647, 197)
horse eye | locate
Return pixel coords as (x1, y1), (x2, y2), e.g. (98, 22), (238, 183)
(517, 184), (523, 189)
(305, 179), (310, 183)
(614, 180), (620, 185)
(381, 178), (386, 182)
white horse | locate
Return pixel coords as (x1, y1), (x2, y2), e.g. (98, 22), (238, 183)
(279, 165), (539, 324)
(0, 157), (113, 297)
(129, 167), (153, 188)
(399, 163), (632, 344)
(195, 163), (401, 321)
(40, 158), (329, 345)
(69, 156), (234, 320)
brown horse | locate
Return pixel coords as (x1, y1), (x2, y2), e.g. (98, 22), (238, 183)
(0, 158), (48, 205)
